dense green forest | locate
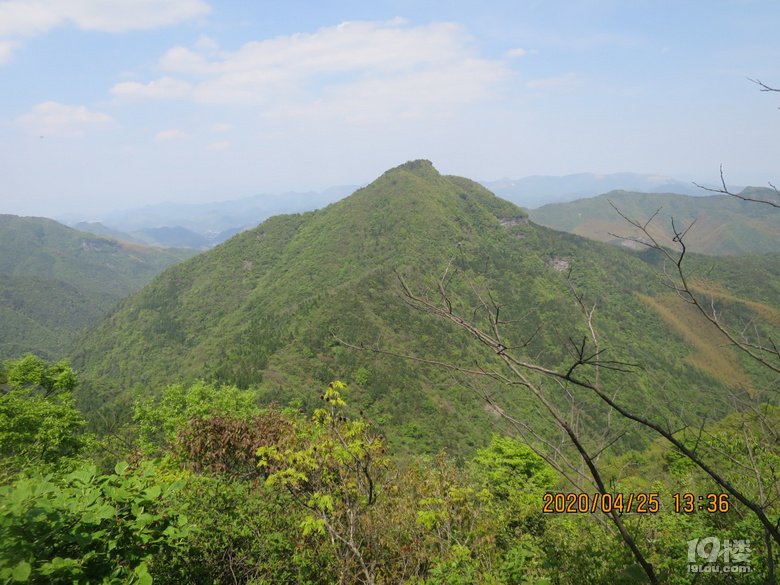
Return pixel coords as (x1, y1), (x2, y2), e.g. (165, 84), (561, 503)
(2, 355), (777, 583)
(0, 215), (198, 360)
(2, 161), (778, 582)
(68, 161), (779, 456)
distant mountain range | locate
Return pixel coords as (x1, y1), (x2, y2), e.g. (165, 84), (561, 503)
(4, 171), (772, 368)
(481, 172), (714, 209)
(62, 186), (359, 249)
(72, 222), (220, 251)
(57, 173), (724, 250)
(528, 187), (780, 255)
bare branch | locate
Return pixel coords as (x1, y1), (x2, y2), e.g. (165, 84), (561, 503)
(693, 165), (780, 208)
(748, 77), (780, 93)
(610, 202), (780, 373)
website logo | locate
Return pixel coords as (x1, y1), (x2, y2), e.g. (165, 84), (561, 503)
(686, 537), (751, 574)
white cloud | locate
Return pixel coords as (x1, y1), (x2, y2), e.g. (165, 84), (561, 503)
(0, 0), (209, 63)
(116, 19), (512, 124)
(158, 45), (215, 74)
(267, 58), (506, 122)
(0, 39), (21, 64)
(195, 34), (218, 51)
(526, 73), (583, 91)
(54, 0), (210, 33)
(202, 19), (471, 78)
(154, 128), (185, 141)
(0, 2), (61, 37)
(211, 123), (232, 132)
(16, 101), (114, 136)
(504, 48), (537, 58)
(0, 0), (209, 35)
(206, 140), (229, 151)
(110, 76), (193, 100)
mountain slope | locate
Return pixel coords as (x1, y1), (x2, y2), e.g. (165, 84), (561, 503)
(0, 215), (199, 359)
(69, 161), (780, 454)
(528, 189), (780, 255)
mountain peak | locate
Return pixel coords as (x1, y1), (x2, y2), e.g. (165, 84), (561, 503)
(384, 159), (439, 180)
(69, 162), (531, 419)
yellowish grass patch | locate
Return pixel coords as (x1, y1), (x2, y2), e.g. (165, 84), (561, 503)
(637, 292), (752, 392)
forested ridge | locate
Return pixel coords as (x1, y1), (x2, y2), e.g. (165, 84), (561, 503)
(2, 160), (779, 583)
(68, 160), (779, 455)
(528, 188), (780, 255)
(0, 215), (197, 360)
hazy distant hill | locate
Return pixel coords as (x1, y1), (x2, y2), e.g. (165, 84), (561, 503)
(68, 161), (779, 455)
(72, 221), (140, 244)
(63, 186), (359, 249)
(481, 172), (709, 209)
(0, 215), (198, 359)
(75, 222), (234, 250)
(130, 226), (212, 249)
(62, 175), (713, 250)
(528, 188), (780, 255)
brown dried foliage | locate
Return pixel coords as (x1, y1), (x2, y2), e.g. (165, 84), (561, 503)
(173, 409), (292, 481)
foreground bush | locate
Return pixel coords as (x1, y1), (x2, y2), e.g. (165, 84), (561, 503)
(0, 462), (190, 584)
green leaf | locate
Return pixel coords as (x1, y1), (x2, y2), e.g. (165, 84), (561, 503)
(136, 512), (156, 527)
(70, 467), (95, 485)
(416, 510), (439, 530)
(134, 561), (153, 585)
(95, 504), (116, 520)
(143, 484), (161, 500)
(32, 480), (55, 496)
(300, 515), (326, 536)
(12, 561), (31, 582)
(622, 564), (651, 582)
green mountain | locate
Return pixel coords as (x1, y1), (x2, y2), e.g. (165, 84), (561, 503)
(68, 161), (780, 454)
(72, 221), (141, 244)
(528, 189), (780, 255)
(0, 215), (199, 360)
(481, 172), (703, 208)
(74, 222), (214, 250)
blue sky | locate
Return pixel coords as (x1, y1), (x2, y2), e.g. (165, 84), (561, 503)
(1, 0), (778, 217)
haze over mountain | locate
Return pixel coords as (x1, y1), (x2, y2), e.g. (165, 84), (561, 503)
(0, 215), (197, 360)
(482, 172), (713, 209)
(54, 173), (718, 250)
(73, 223), (216, 251)
(59, 186), (360, 249)
(528, 188), (780, 255)
(68, 161), (779, 454)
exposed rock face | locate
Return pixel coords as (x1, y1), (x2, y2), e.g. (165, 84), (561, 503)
(80, 238), (118, 251)
(499, 216), (529, 227)
(618, 239), (646, 250)
(547, 256), (571, 272)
